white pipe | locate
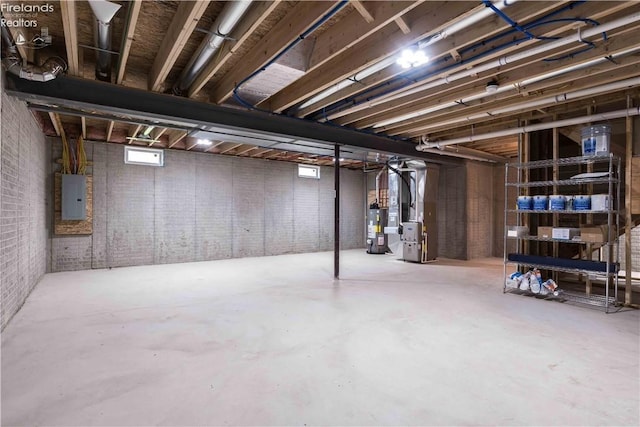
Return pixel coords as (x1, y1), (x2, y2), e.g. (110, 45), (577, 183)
(363, 11), (640, 110)
(176, 0), (253, 93)
(374, 45), (640, 128)
(297, 0), (517, 112)
(416, 107), (640, 149)
(375, 167), (386, 204)
(408, 77), (640, 136)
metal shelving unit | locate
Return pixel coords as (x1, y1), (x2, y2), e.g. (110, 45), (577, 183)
(503, 154), (621, 312)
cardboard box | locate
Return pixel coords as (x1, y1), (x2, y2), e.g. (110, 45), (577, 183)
(538, 226), (553, 239)
(580, 225), (610, 243)
(507, 225), (529, 238)
(552, 227), (580, 240)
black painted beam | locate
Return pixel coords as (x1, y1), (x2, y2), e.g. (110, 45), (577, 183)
(4, 74), (461, 164)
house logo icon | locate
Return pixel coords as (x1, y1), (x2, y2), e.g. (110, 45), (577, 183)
(15, 32), (26, 45)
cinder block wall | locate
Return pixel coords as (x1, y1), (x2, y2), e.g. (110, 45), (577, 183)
(50, 142), (365, 271)
(1, 87), (50, 330)
(466, 162), (495, 259)
(437, 164), (467, 259)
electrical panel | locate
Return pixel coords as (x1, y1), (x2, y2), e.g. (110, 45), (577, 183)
(61, 174), (86, 220)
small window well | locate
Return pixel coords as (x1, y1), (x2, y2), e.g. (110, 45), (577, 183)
(124, 146), (164, 166)
(298, 164), (320, 179)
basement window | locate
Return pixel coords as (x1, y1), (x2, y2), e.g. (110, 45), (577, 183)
(298, 164), (320, 179)
(124, 147), (164, 167)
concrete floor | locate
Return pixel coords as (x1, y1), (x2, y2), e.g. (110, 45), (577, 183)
(2, 250), (639, 426)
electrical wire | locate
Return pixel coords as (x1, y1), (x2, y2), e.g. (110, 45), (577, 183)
(77, 135), (87, 175)
(61, 133), (71, 174)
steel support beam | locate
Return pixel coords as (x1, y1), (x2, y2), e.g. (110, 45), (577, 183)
(334, 144), (340, 279)
(4, 74), (460, 165)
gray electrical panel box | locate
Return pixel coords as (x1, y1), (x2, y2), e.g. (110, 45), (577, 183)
(61, 174), (87, 220)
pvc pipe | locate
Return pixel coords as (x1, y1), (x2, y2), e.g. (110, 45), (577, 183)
(370, 11), (640, 108)
(409, 76), (640, 135)
(374, 45), (640, 128)
(297, 0), (518, 111)
(416, 107), (640, 149)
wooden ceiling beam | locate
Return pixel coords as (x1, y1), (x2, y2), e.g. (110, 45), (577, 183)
(116, 0), (143, 85)
(48, 112), (65, 137)
(188, 0), (281, 98)
(394, 63), (640, 138)
(261, 2), (496, 114)
(351, 1), (374, 23)
(346, 28), (640, 128)
(59, 0), (79, 76)
(127, 124), (143, 144)
(168, 130), (188, 148)
(204, 141), (226, 153)
(148, 0), (210, 92)
(106, 121), (115, 142)
(294, 1), (569, 117)
(81, 117), (86, 138)
(394, 17), (411, 34)
(219, 143), (243, 155)
(210, 1), (342, 104)
(308, 1), (422, 73)
(327, 1), (632, 122)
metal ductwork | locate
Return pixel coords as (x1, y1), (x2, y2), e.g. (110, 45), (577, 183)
(88, 0), (121, 82)
(174, 0), (253, 95)
(1, 20), (66, 81)
(2, 56), (66, 82)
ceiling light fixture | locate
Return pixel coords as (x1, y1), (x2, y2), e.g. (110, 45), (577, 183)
(197, 139), (213, 146)
(486, 79), (499, 93)
(396, 48), (429, 69)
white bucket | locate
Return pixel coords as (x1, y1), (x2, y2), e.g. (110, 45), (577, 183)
(591, 194), (610, 211)
(581, 124), (611, 156)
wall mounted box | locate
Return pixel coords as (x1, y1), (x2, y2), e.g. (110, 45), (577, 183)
(61, 174), (87, 220)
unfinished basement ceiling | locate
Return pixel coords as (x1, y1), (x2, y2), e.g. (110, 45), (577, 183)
(2, 0), (640, 165)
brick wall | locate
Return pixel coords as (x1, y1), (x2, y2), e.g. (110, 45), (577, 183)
(1, 86), (50, 330)
(50, 142), (365, 271)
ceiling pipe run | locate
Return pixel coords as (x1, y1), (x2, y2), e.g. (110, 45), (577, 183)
(374, 45), (640, 129)
(417, 106), (640, 150)
(358, 10), (640, 113)
(396, 76), (640, 135)
(88, 0), (122, 82)
(297, 0), (519, 112)
(174, 0), (253, 95)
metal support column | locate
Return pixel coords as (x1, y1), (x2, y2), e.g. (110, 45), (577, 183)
(334, 145), (340, 279)
(625, 96), (633, 306)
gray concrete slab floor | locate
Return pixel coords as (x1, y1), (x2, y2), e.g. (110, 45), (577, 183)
(1, 250), (639, 426)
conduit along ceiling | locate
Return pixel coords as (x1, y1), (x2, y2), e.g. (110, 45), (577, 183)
(2, 0), (640, 166)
